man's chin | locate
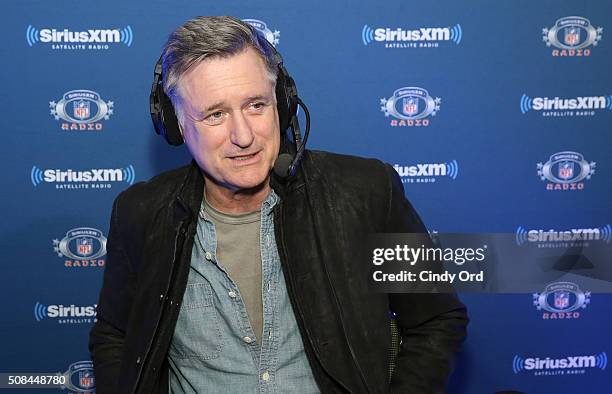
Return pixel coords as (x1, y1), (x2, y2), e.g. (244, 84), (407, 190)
(225, 173), (271, 193)
(202, 165), (273, 194)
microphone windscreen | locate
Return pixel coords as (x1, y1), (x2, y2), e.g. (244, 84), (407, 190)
(273, 153), (293, 178)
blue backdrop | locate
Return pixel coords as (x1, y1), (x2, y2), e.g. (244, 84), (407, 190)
(1, 0), (611, 392)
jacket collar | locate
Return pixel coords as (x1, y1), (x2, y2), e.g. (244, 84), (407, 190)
(172, 160), (205, 222)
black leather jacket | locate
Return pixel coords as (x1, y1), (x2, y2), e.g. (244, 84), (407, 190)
(89, 149), (468, 394)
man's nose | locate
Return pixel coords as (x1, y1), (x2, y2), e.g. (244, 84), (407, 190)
(229, 111), (254, 148)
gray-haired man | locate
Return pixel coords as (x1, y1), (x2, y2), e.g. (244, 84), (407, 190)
(89, 16), (468, 394)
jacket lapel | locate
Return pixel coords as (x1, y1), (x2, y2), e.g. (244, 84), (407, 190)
(273, 153), (369, 393)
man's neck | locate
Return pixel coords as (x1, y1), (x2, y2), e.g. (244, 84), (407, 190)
(204, 178), (271, 214)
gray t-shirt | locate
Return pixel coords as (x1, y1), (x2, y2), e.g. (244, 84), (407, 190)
(204, 198), (263, 342)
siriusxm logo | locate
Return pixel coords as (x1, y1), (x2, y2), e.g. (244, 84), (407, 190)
(394, 161), (458, 184)
(533, 282), (591, 320)
(31, 165), (135, 190)
(520, 94), (612, 117)
(243, 19), (280, 46)
(543, 16), (603, 56)
(516, 225), (612, 245)
(512, 353), (607, 375)
(26, 25), (133, 50)
(34, 302), (97, 322)
(362, 24), (462, 48)
(381, 87), (441, 127)
(537, 151), (595, 191)
(53, 227), (107, 268)
(50, 89), (114, 130)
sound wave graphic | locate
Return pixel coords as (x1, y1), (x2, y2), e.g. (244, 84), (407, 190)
(34, 302), (47, 322)
(122, 165), (135, 184)
(512, 355), (524, 374)
(120, 25), (133, 47)
(31, 166), (43, 186)
(596, 352), (608, 370)
(515, 226), (528, 245)
(362, 24), (374, 46)
(450, 24), (462, 44)
(520, 94), (533, 114)
(26, 25), (40, 47)
(606, 95), (612, 110)
(446, 160), (459, 179)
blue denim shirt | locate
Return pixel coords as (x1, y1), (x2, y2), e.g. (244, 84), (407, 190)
(168, 191), (320, 393)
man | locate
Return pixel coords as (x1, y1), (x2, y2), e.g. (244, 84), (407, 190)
(89, 16), (468, 394)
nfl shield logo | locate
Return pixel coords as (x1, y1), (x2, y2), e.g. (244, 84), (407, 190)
(558, 161), (574, 180)
(73, 100), (90, 120)
(79, 371), (94, 389)
(76, 237), (93, 257)
(554, 291), (570, 309)
(402, 97), (418, 116)
(564, 27), (581, 46)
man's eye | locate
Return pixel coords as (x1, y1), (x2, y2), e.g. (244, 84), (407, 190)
(251, 102), (265, 110)
(204, 111), (225, 124)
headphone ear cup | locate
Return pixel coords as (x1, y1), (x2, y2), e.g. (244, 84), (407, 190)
(275, 71), (291, 133)
(275, 66), (298, 134)
(159, 90), (184, 146)
(150, 56), (184, 146)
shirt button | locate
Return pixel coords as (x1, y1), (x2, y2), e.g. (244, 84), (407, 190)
(262, 371), (270, 381)
(228, 291), (237, 298)
(204, 251), (213, 261)
(242, 336), (253, 344)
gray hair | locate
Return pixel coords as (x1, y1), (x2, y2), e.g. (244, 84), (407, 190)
(161, 16), (278, 121)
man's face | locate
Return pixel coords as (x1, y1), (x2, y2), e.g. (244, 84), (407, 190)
(177, 47), (280, 193)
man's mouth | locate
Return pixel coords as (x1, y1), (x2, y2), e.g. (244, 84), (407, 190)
(228, 151), (261, 162)
(232, 153), (256, 160)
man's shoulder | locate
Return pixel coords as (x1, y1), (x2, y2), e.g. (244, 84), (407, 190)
(306, 150), (392, 188)
(114, 163), (193, 212)
(303, 150), (401, 229)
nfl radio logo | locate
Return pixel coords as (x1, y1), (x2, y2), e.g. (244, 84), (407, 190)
(558, 161), (574, 180)
(564, 27), (581, 46)
(79, 371), (94, 388)
(554, 291), (570, 309)
(73, 100), (90, 120)
(77, 238), (93, 257)
(403, 98), (418, 116)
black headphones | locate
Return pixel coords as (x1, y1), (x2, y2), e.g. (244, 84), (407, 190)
(149, 29), (309, 178)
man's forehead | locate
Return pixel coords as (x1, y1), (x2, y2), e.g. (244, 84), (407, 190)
(179, 48), (273, 106)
